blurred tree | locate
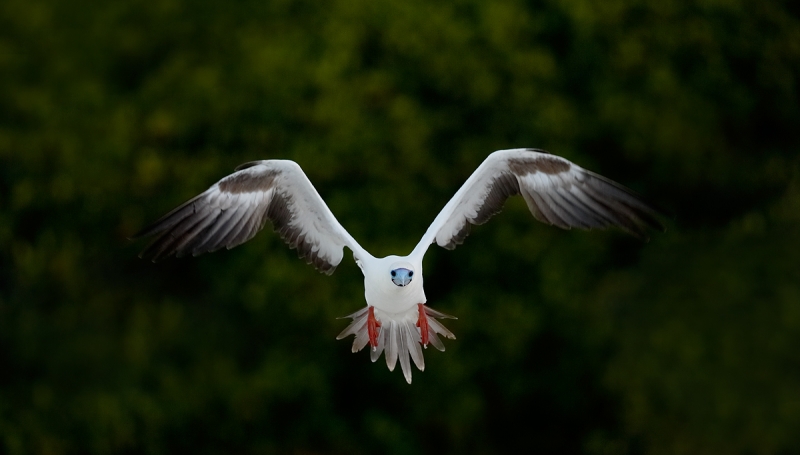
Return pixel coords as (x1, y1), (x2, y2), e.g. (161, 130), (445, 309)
(0, 0), (798, 453)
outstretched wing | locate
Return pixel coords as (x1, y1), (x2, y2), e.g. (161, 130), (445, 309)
(411, 149), (664, 257)
(132, 160), (367, 274)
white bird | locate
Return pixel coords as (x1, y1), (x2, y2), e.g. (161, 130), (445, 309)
(133, 149), (663, 383)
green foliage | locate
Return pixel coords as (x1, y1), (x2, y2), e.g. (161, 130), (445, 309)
(1, 0), (799, 453)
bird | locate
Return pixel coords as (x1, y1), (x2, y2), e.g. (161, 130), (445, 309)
(132, 149), (663, 383)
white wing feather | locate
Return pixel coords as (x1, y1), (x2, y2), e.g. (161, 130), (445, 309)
(134, 160), (368, 274)
(411, 148), (663, 259)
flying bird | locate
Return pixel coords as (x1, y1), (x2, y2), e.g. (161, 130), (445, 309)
(133, 149), (663, 383)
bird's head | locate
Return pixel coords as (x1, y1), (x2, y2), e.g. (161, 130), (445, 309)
(389, 262), (415, 287)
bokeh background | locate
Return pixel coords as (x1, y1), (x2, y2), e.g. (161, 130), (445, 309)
(2, 0), (799, 453)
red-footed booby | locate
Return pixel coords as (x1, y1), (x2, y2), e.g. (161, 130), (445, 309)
(133, 149), (663, 383)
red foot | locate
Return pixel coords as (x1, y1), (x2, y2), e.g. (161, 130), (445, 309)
(416, 303), (429, 347)
(368, 306), (382, 349)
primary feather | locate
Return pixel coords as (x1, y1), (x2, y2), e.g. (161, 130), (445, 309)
(132, 160), (367, 274)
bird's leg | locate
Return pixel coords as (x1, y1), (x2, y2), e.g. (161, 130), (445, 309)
(367, 306), (382, 350)
(416, 303), (429, 348)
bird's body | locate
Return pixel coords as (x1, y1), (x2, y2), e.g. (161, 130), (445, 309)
(134, 149), (663, 383)
(359, 257), (424, 313)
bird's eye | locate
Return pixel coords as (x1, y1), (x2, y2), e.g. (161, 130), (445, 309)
(408, 271), (414, 277)
(391, 271), (396, 277)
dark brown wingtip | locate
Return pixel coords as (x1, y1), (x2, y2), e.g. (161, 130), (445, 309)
(131, 225), (176, 260)
(128, 194), (205, 241)
(128, 224), (153, 241)
(613, 209), (664, 243)
(581, 171), (667, 240)
(129, 224), (160, 241)
(138, 237), (175, 263)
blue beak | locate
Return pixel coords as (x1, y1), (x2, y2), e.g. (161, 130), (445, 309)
(391, 268), (413, 287)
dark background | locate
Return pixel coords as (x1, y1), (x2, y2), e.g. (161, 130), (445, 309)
(2, 0), (799, 453)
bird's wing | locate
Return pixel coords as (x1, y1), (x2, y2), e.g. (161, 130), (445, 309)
(411, 148), (663, 258)
(132, 160), (368, 274)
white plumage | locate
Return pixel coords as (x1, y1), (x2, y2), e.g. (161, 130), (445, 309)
(134, 149), (663, 383)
